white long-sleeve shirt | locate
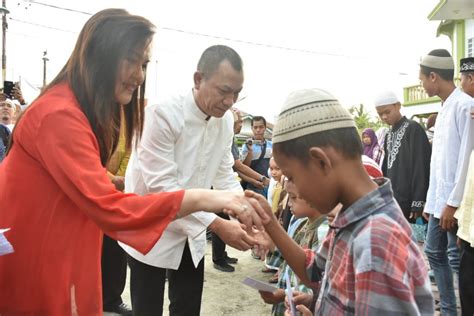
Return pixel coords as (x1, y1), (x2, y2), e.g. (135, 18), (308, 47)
(425, 88), (474, 218)
(120, 90), (242, 269)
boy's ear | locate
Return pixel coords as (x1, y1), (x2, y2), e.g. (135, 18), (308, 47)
(308, 147), (332, 174)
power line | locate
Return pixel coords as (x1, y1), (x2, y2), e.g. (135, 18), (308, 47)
(160, 26), (366, 59)
(18, 1), (368, 59)
(9, 17), (76, 33)
(24, 0), (92, 15)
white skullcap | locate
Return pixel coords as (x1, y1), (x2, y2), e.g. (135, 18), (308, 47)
(374, 91), (400, 108)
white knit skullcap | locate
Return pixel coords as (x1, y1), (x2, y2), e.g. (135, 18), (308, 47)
(373, 91), (400, 108)
(420, 55), (454, 70)
(272, 88), (355, 144)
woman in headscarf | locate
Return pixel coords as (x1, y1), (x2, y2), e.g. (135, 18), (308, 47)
(361, 127), (383, 165)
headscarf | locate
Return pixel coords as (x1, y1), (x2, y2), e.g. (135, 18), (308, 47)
(362, 128), (379, 159)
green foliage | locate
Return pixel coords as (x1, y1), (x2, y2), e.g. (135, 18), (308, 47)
(348, 104), (386, 132)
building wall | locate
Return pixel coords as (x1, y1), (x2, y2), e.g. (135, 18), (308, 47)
(466, 19), (474, 57)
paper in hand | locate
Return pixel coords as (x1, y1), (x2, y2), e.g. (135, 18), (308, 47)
(0, 228), (14, 256)
(242, 277), (278, 293)
(285, 272), (297, 316)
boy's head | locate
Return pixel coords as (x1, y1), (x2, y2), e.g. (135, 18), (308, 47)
(460, 57), (474, 98)
(251, 116), (267, 140)
(285, 180), (321, 219)
(269, 157), (283, 182)
(272, 88), (361, 214)
(374, 91), (402, 126)
(419, 49), (454, 97)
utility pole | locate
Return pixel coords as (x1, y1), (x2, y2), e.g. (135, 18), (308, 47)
(0, 0), (8, 85)
(42, 50), (48, 88)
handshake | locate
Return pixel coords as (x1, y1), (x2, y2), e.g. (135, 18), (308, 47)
(210, 190), (275, 256)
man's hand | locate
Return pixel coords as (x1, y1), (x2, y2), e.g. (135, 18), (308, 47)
(422, 212), (430, 222)
(259, 289), (285, 304)
(209, 218), (257, 251)
(111, 176), (125, 191)
(251, 179), (265, 190)
(12, 86), (25, 105)
(439, 205), (457, 231)
(409, 210), (422, 221)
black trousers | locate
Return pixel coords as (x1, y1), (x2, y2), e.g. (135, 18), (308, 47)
(101, 235), (127, 309)
(459, 239), (474, 316)
(128, 242), (204, 316)
(211, 212), (229, 262)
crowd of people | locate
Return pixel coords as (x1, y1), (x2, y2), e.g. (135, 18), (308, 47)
(0, 8), (474, 316)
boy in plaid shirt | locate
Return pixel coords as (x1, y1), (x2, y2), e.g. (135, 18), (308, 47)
(249, 88), (433, 315)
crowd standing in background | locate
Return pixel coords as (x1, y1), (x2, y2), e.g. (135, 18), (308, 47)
(1, 7), (474, 316)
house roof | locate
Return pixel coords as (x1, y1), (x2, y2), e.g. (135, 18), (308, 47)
(238, 109), (274, 130)
(428, 0), (474, 20)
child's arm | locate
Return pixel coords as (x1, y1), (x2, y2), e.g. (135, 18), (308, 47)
(247, 191), (314, 286)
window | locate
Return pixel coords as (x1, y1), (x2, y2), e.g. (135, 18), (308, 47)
(469, 38), (473, 57)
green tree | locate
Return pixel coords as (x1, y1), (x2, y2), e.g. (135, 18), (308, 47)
(348, 104), (386, 132)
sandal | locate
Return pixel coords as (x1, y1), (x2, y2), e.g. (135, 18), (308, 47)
(269, 272), (279, 284)
(261, 267), (277, 273)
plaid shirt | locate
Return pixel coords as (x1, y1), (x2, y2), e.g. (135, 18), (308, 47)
(306, 178), (434, 315)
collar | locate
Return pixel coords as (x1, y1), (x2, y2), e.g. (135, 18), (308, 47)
(186, 89), (210, 121)
(391, 116), (408, 131)
(444, 87), (462, 106)
(331, 178), (394, 230)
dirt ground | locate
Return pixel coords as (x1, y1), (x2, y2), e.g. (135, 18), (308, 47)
(107, 241), (274, 316)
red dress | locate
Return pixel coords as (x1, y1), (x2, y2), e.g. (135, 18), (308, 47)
(0, 83), (184, 315)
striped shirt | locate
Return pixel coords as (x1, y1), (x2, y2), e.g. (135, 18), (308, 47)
(306, 178), (434, 315)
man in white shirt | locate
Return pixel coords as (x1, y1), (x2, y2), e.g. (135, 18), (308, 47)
(455, 56), (474, 315)
(0, 99), (15, 131)
(421, 49), (474, 315)
(121, 45), (256, 316)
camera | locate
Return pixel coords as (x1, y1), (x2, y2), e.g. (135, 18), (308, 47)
(3, 81), (14, 99)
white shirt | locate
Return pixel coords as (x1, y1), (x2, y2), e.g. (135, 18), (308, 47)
(425, 88), (474, 218)
(120, 90), (242, 269)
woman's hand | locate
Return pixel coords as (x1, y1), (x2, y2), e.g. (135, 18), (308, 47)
(179, 189), (270, 233)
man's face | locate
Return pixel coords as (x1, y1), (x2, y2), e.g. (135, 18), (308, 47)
(0, 101), (14, 124)
(251, 119), (266, 140)
(194, 60), (244, 118)
(419, 70), (437, 97)
(376, 103), (401, 127)
(461, 73), (474, 98)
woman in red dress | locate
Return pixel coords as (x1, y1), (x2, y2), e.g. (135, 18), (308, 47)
(0, 9), (263, 315)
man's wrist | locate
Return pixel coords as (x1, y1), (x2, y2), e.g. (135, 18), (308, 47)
(208, 216), (224, 233)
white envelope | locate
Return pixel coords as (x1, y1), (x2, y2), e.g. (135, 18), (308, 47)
(242, 277), (278, 293)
